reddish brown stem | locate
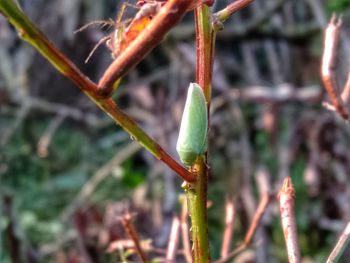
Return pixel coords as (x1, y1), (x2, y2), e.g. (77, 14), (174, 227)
(97, 0), (197, 98)
(321, 15), (350, 121)
(180, 196), (192, 263)
(166, 216), (181, 262)
(220, 198), (235, 259)
(121, 214), (149, 263)
(195, 5), (215, 102)
(244, 192), (271, 246)
(278, 177), (300, 263)
(214, 193), (271, 263)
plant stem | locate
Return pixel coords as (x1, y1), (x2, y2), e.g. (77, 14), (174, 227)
(195, 4), (215, 102)
(0, 0), (196, 183)
(326, 222), (350, 263)
(97, 0), (198, 98)
(184, 156), (210, 263)
(184, 4), (216, 262)
(278, 177), (300, 263)
(214, 0), (254, 24)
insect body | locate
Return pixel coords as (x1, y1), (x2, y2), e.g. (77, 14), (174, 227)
(176, 83), (208, 167)
(79, 1), (164, 62)
(107, 1), (164, 58)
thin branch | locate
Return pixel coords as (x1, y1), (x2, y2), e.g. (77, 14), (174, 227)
(180, 196), (192, 263)
(321, 15), (350, 121)
(278, 177), (300, 263)
(120, 213), (149, 263)
(214, 193), (271, 263)
(0, 0), (196, 183)
(97, 0), (197, 98)
(166, 216), (181, 262)
(213, 244), (248, 263)
(214, 0), (254, 24)
(220, 198), (235, 259)
(244, 192), (271, 246)
(37, 114), (66, 158)
(326, 221), (350, 263)
(195, 3), (215, 102)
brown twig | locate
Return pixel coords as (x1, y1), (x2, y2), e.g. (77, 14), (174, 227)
(213, 244), (248, 263)
(120, 213), (149, 263)
(321, 15), (350, 121)
(220, 198), (235, 259)
(214, 0), (254, 24)
(97, 0), (197, 98)
(37, 114), (66, 158)
(166, 216), (181, 262)
(326, 221), (350, 263)
(214, 193), (271, 263)
(244, 192), (271, 246)
(180, 196), (192, 263)
(278, 177), (300, 263)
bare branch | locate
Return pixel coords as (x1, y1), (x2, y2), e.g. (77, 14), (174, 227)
(326, 222), (350, 263)
(166, 216), (181, 262)
(97, 0), (197, 98)
(121, 213), (149, 263)
(321, 15), (350, 121)
(214, 0), (254, 24)
(244, 192), (271, 246)
(180, 196), (192, 263)
(278, 177), (300, 263)
(37, 115), (66, 158)
(220, 198), (235, 259)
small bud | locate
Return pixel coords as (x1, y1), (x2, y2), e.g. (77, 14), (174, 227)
(176, 83), (208, 167)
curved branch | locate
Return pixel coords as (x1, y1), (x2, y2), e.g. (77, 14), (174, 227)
(0, 0), (196, 183)
(97, 0), (197, 98)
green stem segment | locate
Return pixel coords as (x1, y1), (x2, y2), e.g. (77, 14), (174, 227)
(0, 0), (195, 183)
(184, 156), (210, 263)
(184, 3), (216, 263)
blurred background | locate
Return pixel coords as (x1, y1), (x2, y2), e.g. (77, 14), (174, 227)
(1, 0), (350, 262)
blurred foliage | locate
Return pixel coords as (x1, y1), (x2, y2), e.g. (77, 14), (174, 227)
(326, 0), (350, 12)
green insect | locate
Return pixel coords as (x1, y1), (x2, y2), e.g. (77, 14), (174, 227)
(176, 83), (208, 167)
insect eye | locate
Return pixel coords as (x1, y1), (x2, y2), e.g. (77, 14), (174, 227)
(176, 83), (208, 167)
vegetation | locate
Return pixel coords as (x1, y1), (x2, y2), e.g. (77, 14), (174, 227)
(1, 0), (350, 262)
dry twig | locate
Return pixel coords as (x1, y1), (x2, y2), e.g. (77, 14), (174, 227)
(220, 198), (235, 259)
(214, 192), (272, 263)
(37, 114), (66, 158)
(326, 222), (350, 263)
(120, 213), (149, 263)
(180, 196), (192, 263)
(166, 216), (181, 262)
(244, 192), (271, 246)
(321, 16), (350, 121)
(278, 177), (300, 263)
(97, 0), (197, 97)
